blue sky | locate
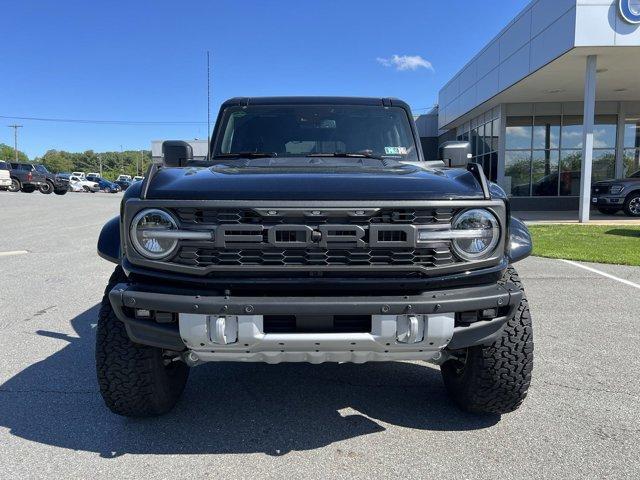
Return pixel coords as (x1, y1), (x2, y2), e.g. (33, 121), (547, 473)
(1, 0), (529, 158)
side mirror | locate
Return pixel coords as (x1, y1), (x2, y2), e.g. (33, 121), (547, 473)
(162, 140), (193, 167)
(439, 141), (472, 168)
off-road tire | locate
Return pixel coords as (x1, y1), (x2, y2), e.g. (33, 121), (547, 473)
(53, 188), (68, 195)
(441, 266), (533, 414)
(21, 185), (36, 193)
(8, 179), (20, 193)
(96, 266), (189, 417)
(623, 192), (640, 217)
(39, 181), (54, 194)
(597, 207), (619, 215)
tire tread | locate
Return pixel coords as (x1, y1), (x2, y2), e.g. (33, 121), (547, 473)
(95, 267), (189, 417)
(442, 266), (533, 414)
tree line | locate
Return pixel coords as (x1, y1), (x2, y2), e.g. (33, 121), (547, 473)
(0, 143), (152, 181)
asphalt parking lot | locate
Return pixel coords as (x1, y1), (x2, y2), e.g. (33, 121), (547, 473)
(0, 191), (639, 479)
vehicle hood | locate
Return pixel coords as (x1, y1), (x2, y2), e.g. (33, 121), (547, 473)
(143, 158), (485, 200)
(594, 178), (639, 186)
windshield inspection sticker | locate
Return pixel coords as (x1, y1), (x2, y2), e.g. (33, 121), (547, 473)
(385, 146), (408, 155)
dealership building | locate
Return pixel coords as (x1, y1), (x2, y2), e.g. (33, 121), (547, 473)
(417, 0), (640, 216)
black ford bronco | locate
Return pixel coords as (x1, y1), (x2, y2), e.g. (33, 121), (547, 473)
(96, 97), (534, 417)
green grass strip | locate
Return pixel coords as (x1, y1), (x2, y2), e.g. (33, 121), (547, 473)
(529, 225), (640, 266)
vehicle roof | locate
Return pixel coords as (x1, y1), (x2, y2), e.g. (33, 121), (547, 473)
(220, 96), (411, 109)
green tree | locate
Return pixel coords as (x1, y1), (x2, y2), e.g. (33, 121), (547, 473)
(0, 143), (29, 162)
(34, 148), (152, 181)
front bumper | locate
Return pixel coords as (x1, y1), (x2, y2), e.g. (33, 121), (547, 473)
(0, 178), (11, 187)
(591, 195), (624, 207)
(108, 280), (522, 363)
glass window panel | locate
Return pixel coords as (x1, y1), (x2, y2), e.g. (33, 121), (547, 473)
(561, 116), (583, 149)
(505, 151), (532, 196)
(560, 150), (582, 196)
(591, 149), (616, 183)
(593, 115), (617, 149)
(491, 119), (500, 152)
(623, 148), (640, 177)
(533, 116), (560, 149)
(623, 118), (640, 149)
(462, 131), (469, 142)
(482, 153), (490, 179)
(470, 128), (478, 156)
(490, 152), (498, 182)
(485, 122), (493, 153)
(531, 150), (559, 196)
(506, 117), (533, 150)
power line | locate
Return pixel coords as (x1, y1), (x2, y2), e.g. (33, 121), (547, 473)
(0, 115), (206, 125)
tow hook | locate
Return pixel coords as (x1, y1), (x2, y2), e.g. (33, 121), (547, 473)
(183, 351), (201, 367)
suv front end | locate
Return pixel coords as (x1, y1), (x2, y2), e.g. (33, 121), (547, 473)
(95, 97), (534, 418)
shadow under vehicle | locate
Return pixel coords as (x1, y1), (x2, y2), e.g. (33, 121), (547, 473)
(0, 305), (501, 457)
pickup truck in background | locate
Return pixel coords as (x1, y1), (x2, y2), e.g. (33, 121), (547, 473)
(34, 163), (69, 195)
(0, 161), (12, 190)
(7, 162), (69, 195)
(7, 162), (47, 193)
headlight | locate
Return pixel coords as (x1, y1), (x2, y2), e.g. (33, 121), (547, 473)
(610, 185), (624, 194)
(450, 209), (500, 261)
(130, 209), (179, 259)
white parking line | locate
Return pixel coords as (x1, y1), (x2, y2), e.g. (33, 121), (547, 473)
(0, 250), (29, 257)
(561, 259), (640, 290)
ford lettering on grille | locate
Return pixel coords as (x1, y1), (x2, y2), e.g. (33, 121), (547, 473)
(214, 224), (417, 248)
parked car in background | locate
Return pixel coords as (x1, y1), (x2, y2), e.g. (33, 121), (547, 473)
(592, 170), (640, 217)
(116, 174), (132, 182)
(86, 174), (121, 193)
(133, 175), (144, 182)
(114, 179), (132, 190)
(8, 162), (47, 193)
(87, 172), (101, 178)
(71, 171), (87, 180)
(33, 164), (69, 195)
(0, 161), (12, 190)
(69, 174), (99, 192)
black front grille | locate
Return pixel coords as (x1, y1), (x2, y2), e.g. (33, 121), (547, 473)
(173, 207), (453, 226)
(175, 247), (454, 268)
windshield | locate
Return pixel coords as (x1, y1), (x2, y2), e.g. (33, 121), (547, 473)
(629, 170), (640, 179)
(213, 105), (419, 161)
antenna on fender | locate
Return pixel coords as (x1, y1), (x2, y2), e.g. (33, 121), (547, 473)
(206, 50), (211, 162)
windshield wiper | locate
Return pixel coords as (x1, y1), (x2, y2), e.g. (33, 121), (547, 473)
(306, 152), (384, 160)
(214, 152), (278, 159)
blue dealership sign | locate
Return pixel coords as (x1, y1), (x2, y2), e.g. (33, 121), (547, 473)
(620, 0), (640, 24)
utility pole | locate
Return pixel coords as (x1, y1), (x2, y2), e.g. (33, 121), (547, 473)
(99, 154), (103, 177)
(139, 150), (143, 175)
(8, 125), (23, 161)
(120, 145), (123, 173)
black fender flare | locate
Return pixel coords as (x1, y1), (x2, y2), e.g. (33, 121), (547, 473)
(97, 216), (121, 264)
(507, 216), (532, 264)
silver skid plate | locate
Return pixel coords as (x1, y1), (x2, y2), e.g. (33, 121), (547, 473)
(178, 313), (455, 364)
